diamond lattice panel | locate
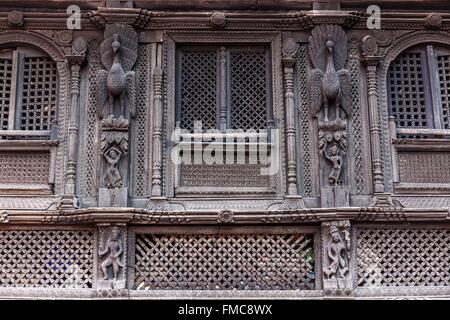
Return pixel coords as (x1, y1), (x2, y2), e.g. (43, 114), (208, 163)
(356, 228), (450, 287)
(0, 230), (95, 288)
(180, 163), (270, 188)
(397, 151), (450, 183)
(0, 58), (12, 130)
(134, 233), (315, 290)
(230, 51), (268, 130)
(179, 50), (217, 131)
(388, 52), (428, 128)
(20, 56), (58, 130)
(0, 151), (50, 184)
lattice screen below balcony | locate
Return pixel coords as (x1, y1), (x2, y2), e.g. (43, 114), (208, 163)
(397, 151), (450, 183)
(356, 228), (450, 287)
(0, 230), (95, 288)
(134, 233), (315, 290)
(0, 151), (50, 184)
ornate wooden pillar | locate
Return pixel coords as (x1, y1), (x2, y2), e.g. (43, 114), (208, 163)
(362, 36), (400, 207)
(362, 36), (384, 194)
(151, 67), (163, 197)
(282, 38), (299, 196)
(280, 38), (305, 209)
(60, 39), (86, 208)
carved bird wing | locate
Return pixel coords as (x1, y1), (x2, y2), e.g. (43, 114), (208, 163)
(308, 69), (324, 117)
(96, 69), (108, 119)
(126, 71), (136, 119)
(337, 69), (352, 117)
(101, 24), (138, 72)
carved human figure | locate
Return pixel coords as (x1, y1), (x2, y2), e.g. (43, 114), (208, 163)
(99, 227), (124, 281)
(104, 148), (123, 188)
(324, 144), (342, 186)
(324, 226), (349, 280)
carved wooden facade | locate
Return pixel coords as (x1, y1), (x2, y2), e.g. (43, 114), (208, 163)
(0, 0), (449, 299)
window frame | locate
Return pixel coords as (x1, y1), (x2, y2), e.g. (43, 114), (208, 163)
(0, 46), (59, 138)
(164, 32), (285, 198)
(388, 44), (450, 136)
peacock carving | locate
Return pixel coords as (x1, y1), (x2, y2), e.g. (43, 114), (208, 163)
(97, 24), (137, 125)
(308, 25), (352, 194)
(308, 25), (351, 123)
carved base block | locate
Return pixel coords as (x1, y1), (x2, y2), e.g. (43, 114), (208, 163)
(321, 186), (349, 207)
(97, 279), (126, 290)
(145, 196), (170, 212)
(99, 187), (128, 207)
(323, 278), (353, 290)
(279, 195), (306, 210)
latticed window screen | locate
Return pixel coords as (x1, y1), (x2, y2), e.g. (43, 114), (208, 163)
(356, 228), (449, 287)
(0, 47), (58, 134)
(134, 232), (315, 290)
(179, 50), (217, 131)
(176, 45), (271, 131)
(388, 51), (428, 128)
(0, 57), (12, 130)
(0, 230), (95, 288)
(230, 51), (269, 130)
(20, 56), (58, 130)
(437, 54), (450, 128)
(388, 45), (450, 132)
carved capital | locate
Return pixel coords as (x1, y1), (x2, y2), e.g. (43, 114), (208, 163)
(97, 225), (127, 290)
(282, 37), (298, 67)
(321, 220), (352, 292)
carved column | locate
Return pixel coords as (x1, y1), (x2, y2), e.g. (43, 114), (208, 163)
(96, 224), (127, 291)
(321, 220), (353, 297)
(362, 36), (400, 208)
(61, 39), (87, 207)
(279, 38), (305, 210)
(362, 36), (384, 194)
(151, 67), (163, 197)
(282, 38), (299, 196)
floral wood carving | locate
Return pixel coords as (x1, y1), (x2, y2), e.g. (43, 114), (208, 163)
(97, 24), (137, 125)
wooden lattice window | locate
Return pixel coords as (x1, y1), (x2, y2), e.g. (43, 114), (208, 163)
(0, 47), (58, 137)
(174, 44), (275, 194)
(176, 45), (272, 132)
(388, 44), (450, 132)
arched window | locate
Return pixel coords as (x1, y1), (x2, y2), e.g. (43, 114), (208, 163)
(388, 44), (450, 131)
(0, 46), (58, 134)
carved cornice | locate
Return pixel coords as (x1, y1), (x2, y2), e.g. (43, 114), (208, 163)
(1, 206), (449, 225)
(1, 9), (449, 31)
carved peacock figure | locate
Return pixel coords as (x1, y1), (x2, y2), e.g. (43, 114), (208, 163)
(308, 25), (351, 123)
(97, 24), (137, 124)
